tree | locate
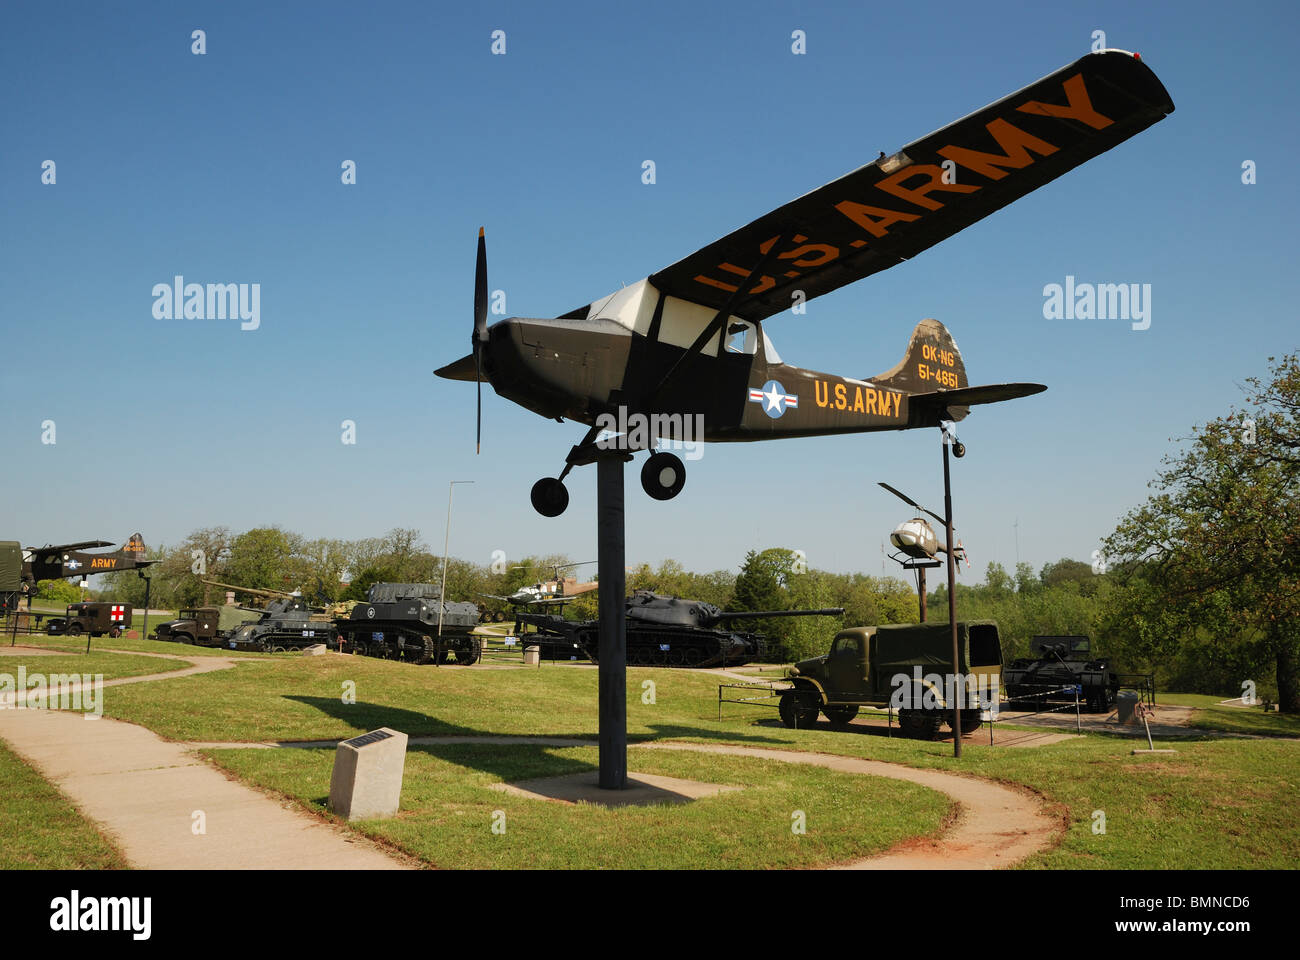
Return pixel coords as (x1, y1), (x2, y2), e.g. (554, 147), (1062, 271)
(1103, 354), (1300, 711)
(225, 527), (300, 591)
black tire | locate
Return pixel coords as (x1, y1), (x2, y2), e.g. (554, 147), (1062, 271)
(898, 709), (944, 740)
(779, 689), (820, 729)
(641, 452), (686, 501)
(67, 624), (83, 637)
(530, 478), (569, 517)
(824, 705), (860, 729)
(957, 710), (984, 736)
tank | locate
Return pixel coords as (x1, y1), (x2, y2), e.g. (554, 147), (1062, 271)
(516, 590), (843, 668)
(224, 596), (338, 652)
(1002, 635), (1118, 713)
(337, 582), (483, 664)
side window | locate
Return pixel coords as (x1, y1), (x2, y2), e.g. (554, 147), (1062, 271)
(833, 634), (863, 657)
(724, 320), (758, 356)
(968, 625), (1001, 667)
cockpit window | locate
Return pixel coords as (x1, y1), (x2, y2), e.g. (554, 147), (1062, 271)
(725, 321), (758, 355)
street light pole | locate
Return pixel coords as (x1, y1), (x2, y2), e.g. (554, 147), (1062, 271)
(438, 480), (474, 640)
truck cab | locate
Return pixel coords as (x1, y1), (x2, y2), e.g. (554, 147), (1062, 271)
(782, 621), (1003, 739)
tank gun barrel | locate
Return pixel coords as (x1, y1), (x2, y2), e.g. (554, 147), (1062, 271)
(201, 578), (297, 600)
(713, 607), (844, 622)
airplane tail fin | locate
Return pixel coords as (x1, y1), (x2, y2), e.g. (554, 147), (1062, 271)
(872, 319), (1045, 425)
(119, 533), (147, 556)
(869, 318), (968, 395)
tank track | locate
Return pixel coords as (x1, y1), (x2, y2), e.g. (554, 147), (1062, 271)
(338, 624), (481, 665)
(576, 626), (762, 669)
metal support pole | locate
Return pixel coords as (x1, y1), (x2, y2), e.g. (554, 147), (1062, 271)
(918, 566), (927, 622)
(596, 450), (629, 790)
(141, 574), (151, 644)
(943, 427), (961, 758)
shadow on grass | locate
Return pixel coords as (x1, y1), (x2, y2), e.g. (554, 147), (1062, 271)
(282, 697), (792, 780)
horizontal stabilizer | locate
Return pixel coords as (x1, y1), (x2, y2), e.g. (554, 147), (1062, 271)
(908, 382), (1046, 425)
(436, 353), (478, 382)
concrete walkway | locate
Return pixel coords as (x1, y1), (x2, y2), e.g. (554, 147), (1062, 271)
(0, 653), (407, 870)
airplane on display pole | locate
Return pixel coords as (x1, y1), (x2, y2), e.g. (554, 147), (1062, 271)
(18, 534), (156, 597)
(437, 51), (1174, 516)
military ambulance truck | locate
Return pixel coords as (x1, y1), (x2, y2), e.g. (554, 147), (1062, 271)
(49, 602), (133, 638)
(780, 621), (1003, 739)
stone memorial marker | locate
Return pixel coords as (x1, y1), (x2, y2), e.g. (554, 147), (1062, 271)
(328, 727), (408, 820)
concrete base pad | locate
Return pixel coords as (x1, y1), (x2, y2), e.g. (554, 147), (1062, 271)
(1131, 748), (1178, 754)
(491, 771), (742, 807)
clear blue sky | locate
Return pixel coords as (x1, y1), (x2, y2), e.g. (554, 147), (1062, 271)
(2, 0), (1296, 584)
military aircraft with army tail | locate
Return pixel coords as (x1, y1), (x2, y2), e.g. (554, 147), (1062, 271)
(18, 534), (156, 596)
(437, 51), (1174, 516)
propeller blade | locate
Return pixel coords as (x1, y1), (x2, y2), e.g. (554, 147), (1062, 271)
(474, 227), (488, 342)
(473, 227), (488, 454)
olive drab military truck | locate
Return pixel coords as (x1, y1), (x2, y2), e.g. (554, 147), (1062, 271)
(154, 606), (259, 646)
(0, 541), (22, 617)
(781, 621), (1003, 739)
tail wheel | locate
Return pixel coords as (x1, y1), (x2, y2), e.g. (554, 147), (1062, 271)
(641, 452), (686, 501)
(824, 705), (860, 729)
(898, 709), (944, 740)
(778, 689), (820, 729)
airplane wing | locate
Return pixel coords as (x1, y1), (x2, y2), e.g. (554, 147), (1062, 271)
(648, 50), (1174, 322)
(29, 541), (114, 555)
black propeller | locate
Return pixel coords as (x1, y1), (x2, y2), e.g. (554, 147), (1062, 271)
(473, 228), (489, 453)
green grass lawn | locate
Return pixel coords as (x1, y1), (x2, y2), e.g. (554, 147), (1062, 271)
(1, 650), (189, 683)
(0, 741), (126, 869)
(88, 654), (1300, 868)
(1144, 692), (1300, 737)
(203, 743), (950, 869)
(17, 633), (274, 659)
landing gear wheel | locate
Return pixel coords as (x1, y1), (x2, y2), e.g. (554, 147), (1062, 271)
(824, 705), (860, 729)
(778, 689), (820, 729)
(641, 452), (686, 501)
(898, 709), (944, 740)
(531, 477), (569, 517)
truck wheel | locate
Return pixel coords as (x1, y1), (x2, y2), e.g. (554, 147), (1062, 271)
(899, 710), (943, 740)
(824, 705), (859, 729)
(67, 624), (83, 637)
(957, 710), (984, 736)
(779, 690), (820, 729)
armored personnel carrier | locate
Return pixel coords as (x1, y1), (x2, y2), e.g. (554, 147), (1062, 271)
(516, 590), (843, 668)
(335, 582), (482, 665)
(1003, 635), (1118, 713)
